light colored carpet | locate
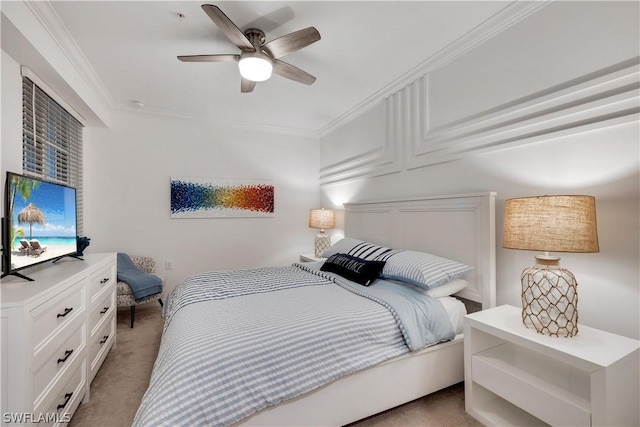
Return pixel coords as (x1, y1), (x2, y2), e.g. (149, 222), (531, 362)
(70, 303), (482, 427)
(70, 304), (164, 427)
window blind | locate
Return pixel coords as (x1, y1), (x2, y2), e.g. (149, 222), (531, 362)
(22, 77), (84, 235)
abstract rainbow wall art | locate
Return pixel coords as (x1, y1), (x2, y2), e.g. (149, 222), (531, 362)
(170, 177), (274, 218)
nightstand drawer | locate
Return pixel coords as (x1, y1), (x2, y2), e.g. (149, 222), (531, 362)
(32, 281), (86, 351)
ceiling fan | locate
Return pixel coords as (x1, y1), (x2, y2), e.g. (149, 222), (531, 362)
(178, 4), (321, 93)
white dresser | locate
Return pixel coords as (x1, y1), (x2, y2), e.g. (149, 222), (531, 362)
(1, 253), (116, 426)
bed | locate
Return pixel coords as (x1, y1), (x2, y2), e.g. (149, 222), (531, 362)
(134, 193), (496, 426)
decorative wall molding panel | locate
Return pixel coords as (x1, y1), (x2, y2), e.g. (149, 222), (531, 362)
(319, 1), (549, 137)
(321, 57), (639, 186)
(319, 95), (401, 185)
(407, 57), (640, 169)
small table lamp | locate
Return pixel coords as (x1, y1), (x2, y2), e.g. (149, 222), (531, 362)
(503, 195), (599, 337)
(309, 208), (335, 257)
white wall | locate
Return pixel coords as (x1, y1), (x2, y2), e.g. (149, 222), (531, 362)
(1, 51), (23, 204)
(84, 111), (320, 291)
(2, 47), (320, 296)
(320, 1), (640, 339)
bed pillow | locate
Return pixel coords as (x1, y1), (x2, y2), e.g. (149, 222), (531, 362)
(346, 241), (401, 261)
(381, 250), (473, 290)
(320, 253), (386, 286)
(426, 278), (468, 298)
(320, 237), (364, 258)
(383, 278), (469, 297)
(322, 238), (472, 289)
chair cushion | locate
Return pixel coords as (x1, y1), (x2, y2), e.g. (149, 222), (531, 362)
(117, 280), (135, 296)
(117, 281), (161, 307)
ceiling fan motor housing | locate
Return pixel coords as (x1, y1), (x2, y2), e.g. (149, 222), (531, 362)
(244, 28), (266, 47)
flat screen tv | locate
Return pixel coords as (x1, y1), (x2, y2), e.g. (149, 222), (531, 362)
(2, 172), (79, 281)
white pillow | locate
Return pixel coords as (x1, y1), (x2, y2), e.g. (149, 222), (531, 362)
(425, 279), (468, 298)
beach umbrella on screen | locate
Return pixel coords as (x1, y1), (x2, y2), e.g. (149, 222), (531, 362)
(18, 203), (45, 240)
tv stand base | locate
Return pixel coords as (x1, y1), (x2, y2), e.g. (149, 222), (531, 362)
(0, 271), (34, 281)
(53, 254), (85, 263)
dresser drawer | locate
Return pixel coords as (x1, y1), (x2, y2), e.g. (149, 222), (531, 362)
(89, 289), (115, 333)
(32, 281), (86, 351)
(34, 358), (85, 426)
(89, 315), (115, 378)
(32, 322), (85, 407)
(88, 263), (115, 301)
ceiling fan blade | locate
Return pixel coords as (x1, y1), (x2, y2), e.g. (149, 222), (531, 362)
(272, 60), (316, 85)
(241, 78), (256, 93)
(264, 27), (321, 59)
(177, 54), (239, 62)
(201, 4), (254, 51)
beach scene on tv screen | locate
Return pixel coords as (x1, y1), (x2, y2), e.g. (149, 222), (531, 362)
(7, 175), (77, 271)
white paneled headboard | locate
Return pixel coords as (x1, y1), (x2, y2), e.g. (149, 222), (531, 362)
(344, 192), (496, 310)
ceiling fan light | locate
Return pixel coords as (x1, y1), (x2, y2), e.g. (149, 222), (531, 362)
(238, 56), (273, 82)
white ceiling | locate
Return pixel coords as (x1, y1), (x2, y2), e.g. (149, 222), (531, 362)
(46, 1), (512, 135)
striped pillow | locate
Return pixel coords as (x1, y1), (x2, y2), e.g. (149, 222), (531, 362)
(321, 238), (472, 289)
(347, 241), (402, 261)
(380, 250), (473, 290)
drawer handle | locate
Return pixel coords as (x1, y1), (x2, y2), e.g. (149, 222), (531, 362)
(57, 307), (73, 318)
(100, 307), (109, 315)
(100, 277), (110, 285)
(57, 349), (74, 364)
(100, 335), (109, 345)
(57, 392), (73, 410)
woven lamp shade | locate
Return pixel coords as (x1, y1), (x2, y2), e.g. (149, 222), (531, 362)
(503, 195), (599, 253)
(309, 209), (335, 230)
(503, 195), (599, 338)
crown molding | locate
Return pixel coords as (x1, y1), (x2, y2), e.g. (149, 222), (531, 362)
(111, 103), (319, 138)
(318, 0), (550, 137)
(26, 1), (116, 111)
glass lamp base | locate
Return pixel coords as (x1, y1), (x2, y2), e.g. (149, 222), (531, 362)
(521, 257), (579, 337)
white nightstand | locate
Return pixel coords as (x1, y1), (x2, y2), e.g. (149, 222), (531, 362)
(299, 254), (326, 263)
(464, 305), (639, 427)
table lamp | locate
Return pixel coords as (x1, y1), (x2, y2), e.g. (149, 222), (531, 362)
(503, 195), (599, 337)
(309, 208), (335, 257)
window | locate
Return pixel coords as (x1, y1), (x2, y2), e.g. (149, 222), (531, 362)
(22, 77), (84, 234)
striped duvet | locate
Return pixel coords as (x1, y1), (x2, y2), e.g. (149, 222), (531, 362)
(133, 264), (454, 426)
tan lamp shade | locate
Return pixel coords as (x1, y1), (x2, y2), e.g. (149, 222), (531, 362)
(309, 209), (335, 231)
(503, 195), (599, 253)
(503, 195), (599, 338)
